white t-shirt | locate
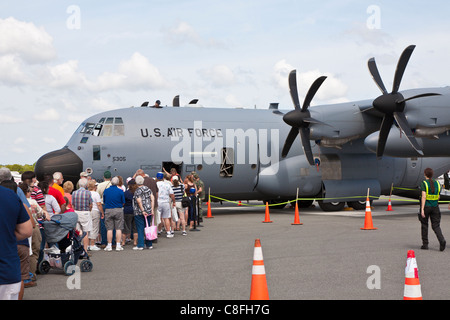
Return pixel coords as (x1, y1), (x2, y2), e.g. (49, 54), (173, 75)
(156, 180), (174, 203)
(45, 194), (60, 218)
(90, 191), (102, 212)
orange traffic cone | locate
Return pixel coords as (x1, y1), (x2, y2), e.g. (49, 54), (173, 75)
(361, 196), (377, 230)
(205, 189), (214, 218)
(262, 202), (273, 223)
(404, 250), (422, 300)
(291, 201), (303, 225)
(250, 239), (269, 300)
(205, 201), (214, 218)
(386, 198), (393, 211)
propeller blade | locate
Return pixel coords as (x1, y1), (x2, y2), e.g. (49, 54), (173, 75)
(393, 112), (424, 155)
(396, 92), (441, 104)
(281, 127), (299, 158)
(377, 115), (395, 158)
(392, 45), (415, 93)
(300, 127), (315, 165)
(288, 70), (301, 110)
(368, 58), (388, 95)
(302, 76), (327, 112)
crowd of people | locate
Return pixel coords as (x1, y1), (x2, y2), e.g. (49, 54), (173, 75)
(0, 166), (205, 300)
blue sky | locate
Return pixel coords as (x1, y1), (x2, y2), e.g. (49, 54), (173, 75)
(1, 0), (449, 164)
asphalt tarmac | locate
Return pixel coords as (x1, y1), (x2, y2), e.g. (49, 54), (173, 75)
(24, 196), (450, 301)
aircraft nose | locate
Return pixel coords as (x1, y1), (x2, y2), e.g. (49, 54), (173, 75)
(35, 148), (83, 184)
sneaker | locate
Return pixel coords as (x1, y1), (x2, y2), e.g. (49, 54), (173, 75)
(133, 246), (143, 251)
(88, 245), (101, 251)
(420, 245), (428, 250)
(24, 279), (37, 288)
(166, 232), (174, 238)
(116, 244), (124, 251)
(104, 245), (112, 251)
(145, 246), (153, 250)
(182, 231), (187, 236)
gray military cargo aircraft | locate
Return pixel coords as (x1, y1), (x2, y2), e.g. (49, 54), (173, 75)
(35, 45), (450, 211)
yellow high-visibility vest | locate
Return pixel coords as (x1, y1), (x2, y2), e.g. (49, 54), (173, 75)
(424, 180), (440, 201)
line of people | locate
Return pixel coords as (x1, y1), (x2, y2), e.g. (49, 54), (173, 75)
(0, 166), (206, 299)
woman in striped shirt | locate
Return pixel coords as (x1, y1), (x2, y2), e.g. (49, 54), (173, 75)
(172, 176), (187, 236)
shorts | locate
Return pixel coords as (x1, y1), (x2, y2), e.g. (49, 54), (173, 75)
(105, 208), (124, 230)
(89, 210), (101, 240)
(123, 214), (137, 234)
(0, 282), (21, 300)
(158, 202), (171, 219)
(175, 202), (185, 218)
(75, 210), (93, 233)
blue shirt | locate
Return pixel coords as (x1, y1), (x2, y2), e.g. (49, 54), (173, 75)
(123, 190), (134, 215)
(0, 186), (30, 285)
(103, 186), (125, 209)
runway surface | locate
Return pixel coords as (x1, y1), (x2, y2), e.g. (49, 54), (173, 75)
(24, 196), (450, 301)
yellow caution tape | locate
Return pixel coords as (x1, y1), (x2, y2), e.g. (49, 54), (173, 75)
(209, 195), (450, 207)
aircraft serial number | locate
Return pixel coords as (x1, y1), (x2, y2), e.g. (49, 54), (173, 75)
(140, 128), (223, 138)
(113, 157), (126, 162)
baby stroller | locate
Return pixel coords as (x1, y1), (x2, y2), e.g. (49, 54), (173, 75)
(38, 211), (93, 276)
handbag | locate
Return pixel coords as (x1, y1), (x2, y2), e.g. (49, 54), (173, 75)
(181, 192), (190, 208)
(145, 214), (158, 241)
(171, 204), (179, 222)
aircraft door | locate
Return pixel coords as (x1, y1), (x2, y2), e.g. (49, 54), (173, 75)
(91, 144), (114, 177)
(163, 162), (183, 177)
(401, 158), (422, 188)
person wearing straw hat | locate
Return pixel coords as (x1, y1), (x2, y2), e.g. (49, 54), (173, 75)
(419, 167), (446, 251)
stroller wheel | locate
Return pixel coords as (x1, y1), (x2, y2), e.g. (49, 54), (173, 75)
(80, 260), (93, 272)
(64, 261), (76, 276)
(38, 260), (51, 274)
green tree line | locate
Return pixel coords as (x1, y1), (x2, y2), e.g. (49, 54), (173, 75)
(0, 164), (36, 174)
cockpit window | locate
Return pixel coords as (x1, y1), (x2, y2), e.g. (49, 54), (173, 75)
(80, 117), (124, 137)
(80, 123), (95, 135)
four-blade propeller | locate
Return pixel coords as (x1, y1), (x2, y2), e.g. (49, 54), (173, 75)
(367, 45), (440, 158)
(278, 70), (327, 165)
(279, 45), (440, 163)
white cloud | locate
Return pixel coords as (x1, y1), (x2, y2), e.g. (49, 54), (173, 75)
(0, 114), (24, 124)
(163, 21), (225, 48)
(42, 137), (56, 144)
(12, 147), (26, 154)
(199, 65), (235, 88)
(33, 108), (60, 121)
(14, 137), (25, 144)
(165, 21), (201, 45)
(0, 17), (56, 64)
(273, 59), (294, 91)
(273, 60), (348, 104)
(90, 97), (122, 111)
(89, 52), (168, 91)
(47, 60), (88, 89)
(0, 55), (30, 86)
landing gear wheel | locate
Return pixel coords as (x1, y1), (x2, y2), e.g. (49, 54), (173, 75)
(318, 201), (345, 212)
(347, 200), (372, 210)
(296, 200), (314, 208)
